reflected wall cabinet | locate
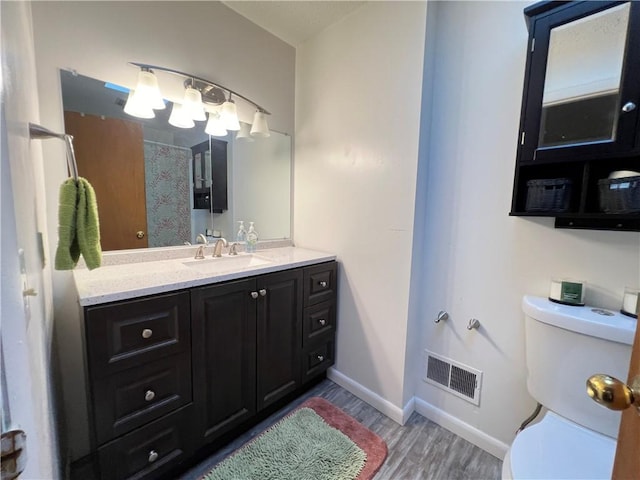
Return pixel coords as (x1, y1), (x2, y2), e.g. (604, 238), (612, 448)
(511, 1), (640, 231)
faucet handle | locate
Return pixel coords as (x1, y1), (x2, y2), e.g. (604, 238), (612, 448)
(229, 243), (239, 255)
(194, 245), (205, 259)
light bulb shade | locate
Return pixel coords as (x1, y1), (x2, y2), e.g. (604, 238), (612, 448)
(221, 100), (241, 131)
(134, 70), (165, 110)
(168, 103), (195, 129)
(124, 89), (155, 119)
(182, 87), (206, 121)
(250, 111), (270, 137)
(235, 122), (254, 141)
(205, 112), (228, 137)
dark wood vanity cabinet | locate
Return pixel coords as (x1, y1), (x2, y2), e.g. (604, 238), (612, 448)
(190, 268), (303, 447)
(83, 261), (337, 480)
(511, 1), (640, 231)
(84, 291), (194, 480)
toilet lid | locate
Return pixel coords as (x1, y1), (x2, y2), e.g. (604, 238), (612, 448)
(509, 411), (616, 479)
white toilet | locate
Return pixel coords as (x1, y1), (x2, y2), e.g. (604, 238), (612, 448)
(502, 295), (636, 479)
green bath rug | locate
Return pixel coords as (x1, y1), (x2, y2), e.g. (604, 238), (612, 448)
(202, 407), (367, 480)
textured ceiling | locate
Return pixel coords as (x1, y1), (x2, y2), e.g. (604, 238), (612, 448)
(222, 1), (366, 47)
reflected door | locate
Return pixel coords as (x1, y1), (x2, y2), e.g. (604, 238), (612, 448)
(64, 111), (148, 250)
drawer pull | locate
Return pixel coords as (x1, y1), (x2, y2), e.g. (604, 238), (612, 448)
(318, 318), (326, 326)
(319, 281), (328, 288)
(148, 450), (159, 463)
(317, 355), (325, 362)
(142, 328), (153, 339)
(145, 390), (155, 402)
(250, 291), (259, 299)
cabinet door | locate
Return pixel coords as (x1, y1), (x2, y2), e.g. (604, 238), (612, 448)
(256, 269), (303, 411)
(519, 1), (640, 164)
(191, 278), (256, 446)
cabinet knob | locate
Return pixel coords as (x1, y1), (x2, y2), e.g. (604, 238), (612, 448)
(142, 328), (153, 339)
(317, 355), (324, 362)
(318, 318), (326, 326)
(621, 101), (637, 113)
(250, 291), (259, 299)
(136, 231), (146, 239)
(259, 289), (267, 297)
(148, 450), (159, 463)
(145, 390), (155, 402)
(319, 281), (328, 288)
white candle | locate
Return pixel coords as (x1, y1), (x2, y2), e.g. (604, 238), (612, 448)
(549, 279), (563, 301)
(622, 288), (639, 316)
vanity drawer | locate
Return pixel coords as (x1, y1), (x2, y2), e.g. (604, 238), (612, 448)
(92, 353), (192, 445)
(97, 404), (193, 480)
(302, 300), (336, 348)
(303, 339), (335, 382)
(303, 262), (337, 306)
(85, 291), (190, 377)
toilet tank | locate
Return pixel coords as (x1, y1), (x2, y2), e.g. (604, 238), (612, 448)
(523, 295), (635, 438)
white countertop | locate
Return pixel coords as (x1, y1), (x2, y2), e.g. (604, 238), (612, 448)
(73, 246), (336, 306)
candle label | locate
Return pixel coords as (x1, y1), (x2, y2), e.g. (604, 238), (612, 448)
(561, 281), (583, 304)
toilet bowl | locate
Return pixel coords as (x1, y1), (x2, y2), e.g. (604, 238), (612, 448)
(502, 296), (635, 479)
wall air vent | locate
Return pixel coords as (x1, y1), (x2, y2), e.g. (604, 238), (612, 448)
(423, 350), (482, 406)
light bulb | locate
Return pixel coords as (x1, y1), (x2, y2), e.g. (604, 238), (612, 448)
(168, 103), (195, 128)
(182, 86), (206, 121)
(124, 89), (155, 119)
(134, 70), (165, 110)
(250, 110), (270, 138)
(205, 112), (228, 137)
(221, 100), (241, 131)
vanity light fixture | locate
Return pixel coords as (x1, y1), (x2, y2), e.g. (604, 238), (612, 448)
(126, 62), (270, 137)
(205, 111), (228, 137)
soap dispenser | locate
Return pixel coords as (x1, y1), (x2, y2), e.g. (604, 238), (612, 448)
(236, 221), (247, 244)
(246, 222), (259, 253)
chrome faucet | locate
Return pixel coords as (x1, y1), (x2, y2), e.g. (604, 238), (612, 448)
(194, 245), (206, 259)
(212, 238), (228, 257)
(196, 233), (208, 245)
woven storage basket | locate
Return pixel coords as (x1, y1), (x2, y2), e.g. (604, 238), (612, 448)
(525, 178), (572, 212)
(598, 175), (640, 213)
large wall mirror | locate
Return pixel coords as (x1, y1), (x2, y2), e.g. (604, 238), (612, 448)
(60, 69), (291, 252)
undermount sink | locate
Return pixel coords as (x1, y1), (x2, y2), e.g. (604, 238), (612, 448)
(182, 254), (272, 274)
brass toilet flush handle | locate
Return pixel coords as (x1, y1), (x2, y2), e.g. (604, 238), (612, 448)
(586, 374), (640, 414)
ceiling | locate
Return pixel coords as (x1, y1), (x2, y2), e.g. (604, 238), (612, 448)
(222, 1), (366, 47)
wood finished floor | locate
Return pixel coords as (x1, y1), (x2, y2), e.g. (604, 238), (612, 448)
(179, 379), (503, 480)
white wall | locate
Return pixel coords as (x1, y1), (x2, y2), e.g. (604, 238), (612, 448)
(1, 1), (60, 477)
(295, 1), (427, 413)
(31, 1), (295, 461)
(413, 0), (640, 456)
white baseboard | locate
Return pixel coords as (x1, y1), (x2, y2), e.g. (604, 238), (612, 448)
(326, 368), (509, 460)
(327, 368), (414, 425)
(414, 397), (509, 460)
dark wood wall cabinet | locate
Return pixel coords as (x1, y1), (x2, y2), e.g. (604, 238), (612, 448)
(191, 138), (228, 213)
(510, 1), (640, 231)
(83, 261), (337, 480)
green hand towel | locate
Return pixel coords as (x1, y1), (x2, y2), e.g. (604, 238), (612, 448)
(76, 177), (102, 270)
(54, 178), (80, 270)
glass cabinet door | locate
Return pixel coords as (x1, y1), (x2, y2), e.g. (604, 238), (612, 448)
(519, 1), (640, 163)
